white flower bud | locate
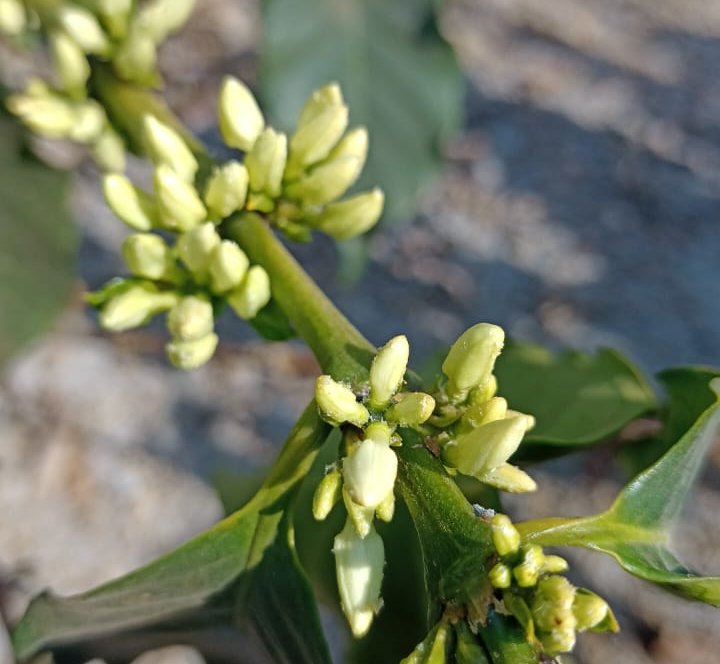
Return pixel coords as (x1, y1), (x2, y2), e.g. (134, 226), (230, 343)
(442, 323), (505, 402)
(368, 335), (409, 410)
(167, 296), (214, 341)
(99, 283), (178, 331)
(103, 174), (157, 231)
(208, 240), (249, 293)
(285, 156), (363, 207)
(176, 222), (221, 277)
(218, 76), (265, 151)
(306, 189), (384, 240)
(57, 6), (110, 55)
(69, 102), (105, 143)
(204, 161), (248, 220)
(227, 265), (271, 319)
(245, 128), (287, 198)
(312, 467), (343, 521)
(166, 332), (218, 370)
(143, 115), (198, 182)
(327, 126), (368, 162)
(154, 164), (206, 232)
(333, 519), (384, 638)
(93, 127), (126, 173)
(479, 463), (536, 493)
(343, 437), (397, 509)
(113, 27), (158, 85)
(122, 233), (173, 280)
(6, 93), (76, 138)
(50, 30), (90, 95)
(135, 0), (195, 43)
(385, 392), (436, 427)
(0, 0), (25, 36)
(297, 83), (344, 128)
(314, 376), (369, 428)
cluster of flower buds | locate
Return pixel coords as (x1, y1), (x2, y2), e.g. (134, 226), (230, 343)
(312, 335), (436, 636)
(429, 323), (537, 493)
(488, 514), (618, 656)
(217, 77), (384, 241)
(90, 114), (271, 369)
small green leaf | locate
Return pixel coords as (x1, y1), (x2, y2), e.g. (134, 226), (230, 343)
(478, 611), (537, 664)
(261, 0), (462, 223)
(248, 297), (296, 341)
(400, 619), (453, 664)
(518, 383), (720, 606)
(0, 109), (77, 366)
(494, 342), (656, 447)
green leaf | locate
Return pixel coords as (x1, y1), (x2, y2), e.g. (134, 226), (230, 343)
(494, 342), (656, 448)
(0, 109), (77, 367)
(261, 0), (462, 223)
(12, 404), (332, 662)
(248, 297), (296, 341)
(400, 619), (453, 664)
(518, 381), (720, 606)
(478, 611), (537, 664)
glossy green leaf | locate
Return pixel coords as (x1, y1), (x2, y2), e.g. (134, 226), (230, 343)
(454, 620), (491, 664)
(495, 342), (656, 447)
(478, 611), (537, 664)
(400, 619), (453, 664)
(518, 382), (720, 605)
(0, 109), (77, 367)
(261, 0), (462, 223)
(12, 404), (332, 662)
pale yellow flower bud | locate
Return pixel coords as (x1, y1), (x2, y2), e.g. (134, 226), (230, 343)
(532, 575), (576, 633)
(167, 296), (214, 342)
(489, 562), (512, 589)
(460, 397), (508, 431)
(542, 555), (569, 575)
(480, 463), (536, 493)
(166, 332), (218, 370)
(6, 93), (76, 138)
(513, 545), (546, 588)
(385, 392), (435, 427)
(113, 27), (157, 85)
(314, 375), (369, 428)
(176, 222), (220, 277)
(135, 0), (195, 43)
(307, 189), (384, 240)
(297, 83), (344, 128)
(50, 30), (90, 96)
(57, 6), (109, 55)
(93, 127), (126, 173)
(312, 467), (343, 521)
(100, 283), (178, 331)
(343, 487), (375, 539)
(204, 161), (248, 220)
(334, 519), (384, 638)
(208, 240), (249, 293)
(69, 102), (105, 143)
(143, 115), (198, 182)
(369, 335), (409, 409)
(540, 628), (576, 656)
(226, 265), (271, 319)
(375, 491), (395, 523)
(285, 156), (363, 207)
(573, 589), (614, 632)
(97, 0), (132, 39)
(218, 76), (265, 151)
(122, 233), (173, 280)
(245, 127), (287, 198)
(490, 514), (521, 557)
(154, 164), (206, 231)
(327, 126), (368, 162)
(343, 437), (397, 509)
(0, 0), (25, 36)
(103, 174), (157, 231)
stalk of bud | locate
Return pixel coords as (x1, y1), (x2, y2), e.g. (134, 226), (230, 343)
(314, 376), (369, 428)
(103, 174), (157, 230)
(368, 335), (409, 409)
(227, 265), (271, 319)
(218, 76), (265, 151)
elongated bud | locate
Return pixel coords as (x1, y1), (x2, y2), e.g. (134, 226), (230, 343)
(385, 392), (435, 427)
(167, 296), (214, 342)
(328, 126), (368, 162)
(50, 31), (90, 96)
(308, 189), (384, 240)
(314, 376), (369, 428)
(542, 555), (569, 574)
(375, 491), (395, 523)
(166, 332), (218, 370)
(97, 0), (132, 39)
(489, 562), (512, 589)
(442, 324), (505, 402)
(312, 468), (343, 521)
(57, 6), (109, 55)
(135, 0), (195, 43)
(208, 240), (249, 293)
(343, 487), (375, 539)
(154, 164), (206, 231)
(0, 0), (25, 36)
(513, 545), (546, 588)
(204, 161), (248, 220)
(93, 127), (126, 172)
(532, 576), (576, 632)
(490, 514), (521, 557)
(113, 28), (158, 85)
(469, 375), (498, 405)
(343, 438), (397, 509)
(122, 233), (173, 280)
(245, 128), (287, 197)
(297, 83), (344, 128)
(7, 93), (76, 138)
(100, 283), (178, 331)
(368, 335), (409, 409)
(285, 156), (363, 207)
(334, 520), (384, 638)
(103, 174), (157, 230)
(573, 589), (615, 632)
(460, 397), (507, 431)
(441, 415), (529, 479)
(69, 102), (105, 143)
(218, 76), (264, 151)
(143, 115), (197, 182)
(480, 463), (536, 493)
(227, 265), (271, 319)
(176, 222), (220, 277)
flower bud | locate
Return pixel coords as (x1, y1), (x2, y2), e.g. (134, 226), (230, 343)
(343, 437), (397, 509)
(50, 31), (90, 96)
(135, 0), (195, 43)
(490, 514), (521, 557)
(154, 164), (206, 231)
(245, 128), (287, 197)
(176, 222), (220, 277)
(0, 0), (25, 36)
(442, 323), (505, 402)
(542, 555), (569, 575)
(69, 102), (105, 143)
(540, 628), (576, 656)
(572, 589), (613, 632)
(460, 397), (507, 431)
(513, 545), (545, 588)
(6, 93), (76, 138)
(103, 174), (157, 230)
(307, 189), (384, 240)
(204, 161), (249, 220)
(122, 233), (173, 280)
(314, 375), (369, 428)
(166, 332), (218, 370)
(489, 562), (512, 589)
(285, 156), (363, 207)
(113, 27), (158, 85)
(334, 519), (384, 638)
(469, 375), (498, 405)
(93, 127), (126, 172)
(441, 415), (529, 479)
(343, 487), (375, 539)
(364, 421), (393, 446)
(57, 6), (110, 55)
(208, 240), (249, 293)
(368, 335), (409, 409)
(218, 76), (265, 151)
(227, 265), (271, 319)
(375, 491), (395, 523)
(385, 392), (435, 427)
(97, 0), (132, 39)
(312, 467), (342, 521)
(532, 576), (576, 633)
(167, 296), (214, 342)
(143, 115), (198, 182)
(327, 126), (368, 162)
(99, 283), (178, 331)
(297, 83), (344, 129)
(480, 463), (537, 493)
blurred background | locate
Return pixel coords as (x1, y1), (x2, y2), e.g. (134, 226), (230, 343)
(1, 0), (720, 662)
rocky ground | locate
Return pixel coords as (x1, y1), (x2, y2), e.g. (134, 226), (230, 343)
(2, 1), (720, 663)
